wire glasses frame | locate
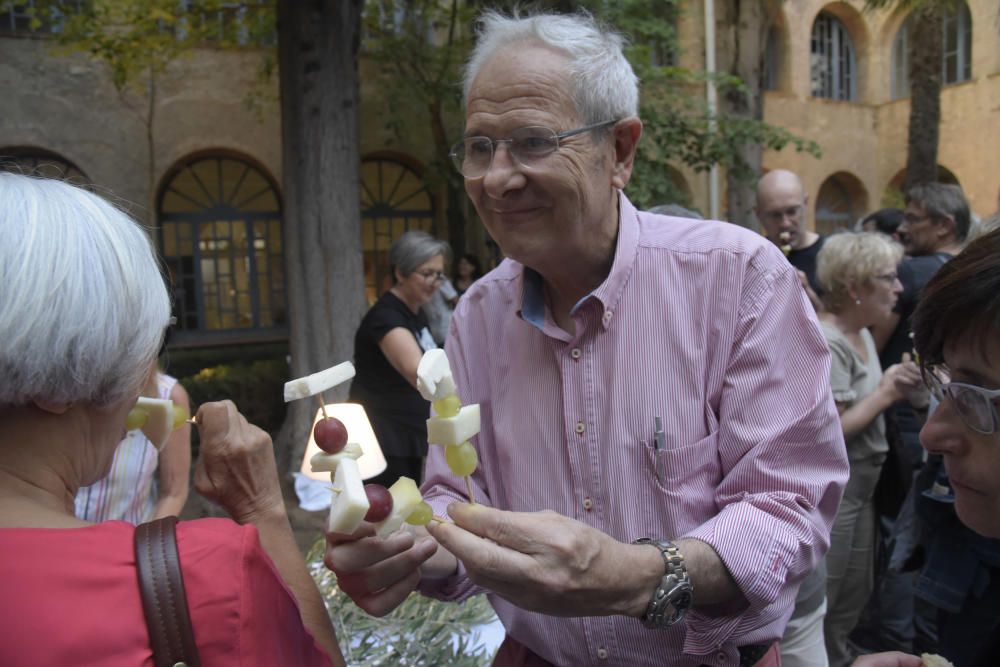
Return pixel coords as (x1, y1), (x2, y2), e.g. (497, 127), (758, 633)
(449, 119), (619, 179)
(922, 366), (1000, 435)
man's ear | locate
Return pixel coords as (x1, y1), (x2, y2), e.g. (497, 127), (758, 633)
(610, 117), (643, 190)
(935, 214), (956, 240)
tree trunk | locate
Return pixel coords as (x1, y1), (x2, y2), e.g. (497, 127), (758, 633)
(275, 0), (367, 476)
(719, 0), (769, 231)
(904, 5), (943, 190)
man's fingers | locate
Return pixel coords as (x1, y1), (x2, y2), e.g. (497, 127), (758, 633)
(350, 568), (423, 617)
(428, 515), (535, 584)
(447, 502), (546, 553)
(325, 529), (415, 574)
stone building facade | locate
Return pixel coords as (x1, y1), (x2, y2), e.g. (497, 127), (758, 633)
(2, 1), (997, 349)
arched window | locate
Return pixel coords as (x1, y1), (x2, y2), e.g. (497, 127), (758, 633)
(891, 4), (973, 99)
(360, 156), (436, 305)
(815, 172), (867, 235)
(158, 154), (285, 343)
(942, 3), (972, 85)
(811, 12), (856, 101)
(764, 27), (781, 91)
(0, 147), (89, 185)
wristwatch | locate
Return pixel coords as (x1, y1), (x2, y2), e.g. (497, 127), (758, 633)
(633, 538), (694, 628)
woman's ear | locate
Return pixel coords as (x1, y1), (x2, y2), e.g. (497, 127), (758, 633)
(33, 399), (73, 415)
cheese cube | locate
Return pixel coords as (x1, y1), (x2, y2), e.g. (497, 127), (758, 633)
(374, 476), (424, 539)
(426, 404), (480, 447)
(284, 361), (356, 402)
(326, 458), (369, 534)
(309, 442), (363, 473)
(416, 349), (457, 402)
(135, 397), (174, 451)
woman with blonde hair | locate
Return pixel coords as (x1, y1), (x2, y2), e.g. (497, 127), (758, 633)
(816, 232), (924, 667)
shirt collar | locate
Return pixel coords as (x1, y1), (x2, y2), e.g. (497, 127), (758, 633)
(517, 191), (642, 333)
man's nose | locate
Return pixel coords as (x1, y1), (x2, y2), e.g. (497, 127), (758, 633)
(482, 142), (524, 197)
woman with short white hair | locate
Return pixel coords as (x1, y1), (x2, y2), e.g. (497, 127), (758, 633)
(0, 173), (342, 665)
(815, 232), (924, 667)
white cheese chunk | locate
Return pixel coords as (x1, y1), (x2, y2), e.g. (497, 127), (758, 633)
(308, 442), (363, 473)
(374, 476), (424, 539)
(416, 349), (457, 401)
(426, 404), (480, 447)
(283, 361), (356, 402)
(326, 458), (370, 534)
(136, 397), (174, 451)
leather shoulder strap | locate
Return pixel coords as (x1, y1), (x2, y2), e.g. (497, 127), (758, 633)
(135, 516), (202, 667)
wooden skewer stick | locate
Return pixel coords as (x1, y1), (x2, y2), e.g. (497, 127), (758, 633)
(431, 515), (455, 525)
(315, 392), (329, 420)
(465, 476), (476, 504)
(185, 416), (198, 425)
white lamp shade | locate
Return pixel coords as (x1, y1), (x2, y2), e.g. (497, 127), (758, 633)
(300, 403), (387, 481)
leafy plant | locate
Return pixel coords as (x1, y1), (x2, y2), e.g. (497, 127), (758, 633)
(307, 539), (499, 666)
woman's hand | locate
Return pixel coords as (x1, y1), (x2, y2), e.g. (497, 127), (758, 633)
(851, 652), (923, 667)
(881, 361), (923, 403)
(192, 400), (284, 524)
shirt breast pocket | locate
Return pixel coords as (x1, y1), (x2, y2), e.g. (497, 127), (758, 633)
(646, 431), (721, 499)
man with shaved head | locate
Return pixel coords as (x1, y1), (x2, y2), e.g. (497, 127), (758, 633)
(755, 170), (826, 310)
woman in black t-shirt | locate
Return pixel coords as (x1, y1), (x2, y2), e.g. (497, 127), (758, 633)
(350, 231), (450, 488)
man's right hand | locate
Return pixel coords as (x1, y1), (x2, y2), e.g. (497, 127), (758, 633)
(324, 524), (441, 616)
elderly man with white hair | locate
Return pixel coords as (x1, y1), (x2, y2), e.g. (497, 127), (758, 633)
(327, 11), (847, 667)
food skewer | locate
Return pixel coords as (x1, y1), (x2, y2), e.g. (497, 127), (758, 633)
(286, 361), (437, 536)
(418, 349), (482, 504)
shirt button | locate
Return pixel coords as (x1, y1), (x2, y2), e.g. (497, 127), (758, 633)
(597, 648), (609, 660)
(602, 310), (613, 324)
(575, 421), (585, 434)
(717, 652), (727, 663)
(583, 497), (593, 511)
(570, 347), (582, 360)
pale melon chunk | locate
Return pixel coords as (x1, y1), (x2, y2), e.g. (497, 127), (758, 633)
(136, 397), (174, 451)
(374, 476), (424, 538)
(308, 442), (363, 473)
(327, 458), (370, 534)
(416, 349), (457, 402)
(426, 404), (480, 447)
(284, 361), (356, 402)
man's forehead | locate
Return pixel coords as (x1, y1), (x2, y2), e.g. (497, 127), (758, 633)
(465, 43), (577, 128)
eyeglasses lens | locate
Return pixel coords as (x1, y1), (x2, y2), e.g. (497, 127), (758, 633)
(451, 127), (559, 178)
(951, 385), (994, 434)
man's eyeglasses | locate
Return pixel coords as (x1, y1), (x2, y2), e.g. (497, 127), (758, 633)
(415, 270), (447, 283)
(923, 366), (1000, 435)
(760, 205), (804, 224)
(449, 119), (618, 179)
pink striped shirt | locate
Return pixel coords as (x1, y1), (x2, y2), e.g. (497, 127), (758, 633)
(420, 194), (848, 666)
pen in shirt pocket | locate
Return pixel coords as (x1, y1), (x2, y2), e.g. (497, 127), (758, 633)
(654, 416), (665, 484)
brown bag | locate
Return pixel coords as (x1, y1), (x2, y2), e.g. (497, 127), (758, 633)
(134, 516), (202, 667)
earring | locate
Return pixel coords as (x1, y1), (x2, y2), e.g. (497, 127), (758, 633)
(855, 298), (862, 305)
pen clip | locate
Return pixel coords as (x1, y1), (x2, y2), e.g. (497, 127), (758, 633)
(653, 416), (665, 484)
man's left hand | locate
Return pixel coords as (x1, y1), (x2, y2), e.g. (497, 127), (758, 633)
(425, 503), (658, 617)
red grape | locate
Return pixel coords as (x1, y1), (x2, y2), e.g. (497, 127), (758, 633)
(314, 417), (348, 453)
(363, 484), (393, 522)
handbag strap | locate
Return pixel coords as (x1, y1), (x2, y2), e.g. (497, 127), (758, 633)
(134, 516), (202, 667)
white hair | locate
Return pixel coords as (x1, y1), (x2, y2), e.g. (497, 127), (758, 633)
(0, 173), (171, 407)
(463, 10), (639, 126)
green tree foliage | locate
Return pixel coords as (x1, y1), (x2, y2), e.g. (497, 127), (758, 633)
(363, 0), (818, 218)
(307, 539), (499, 666)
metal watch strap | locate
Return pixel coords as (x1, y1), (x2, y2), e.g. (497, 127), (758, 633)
(633, 538), (693, 628)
